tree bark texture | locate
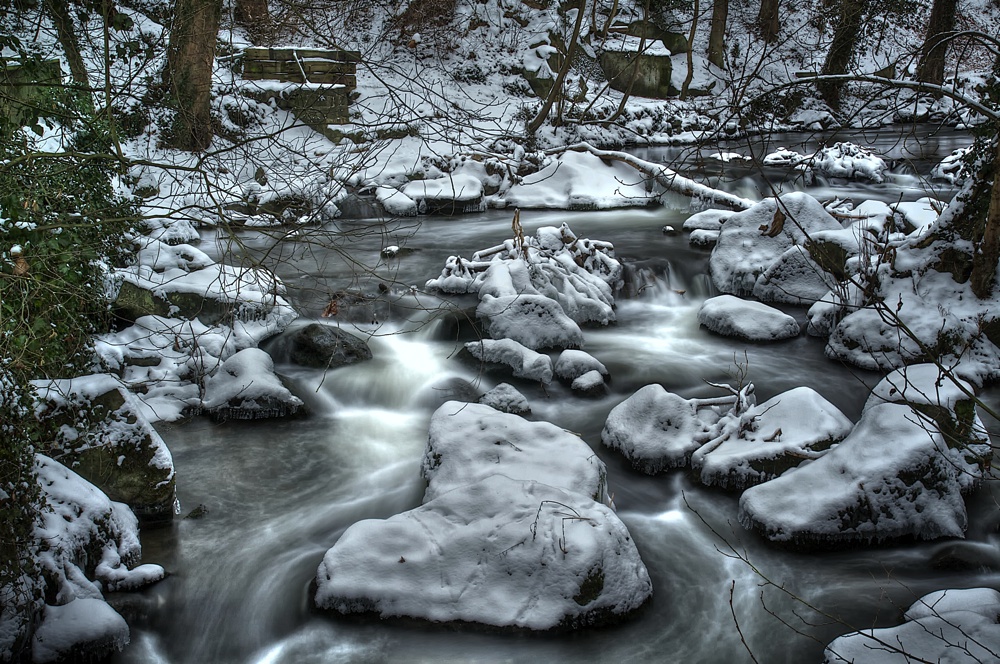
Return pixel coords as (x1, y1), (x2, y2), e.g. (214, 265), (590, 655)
(757, 0), (780, 43)
(681, 0), (699, 99)
(707, 0), (728, 69)
(818, 0), (863, 109)
(164, 0), (222, 151)
(43, 0), (90, 90)
(971, 137), (1000, 298)
(915, 0), (958, 86)
(526, 4), (584, 137)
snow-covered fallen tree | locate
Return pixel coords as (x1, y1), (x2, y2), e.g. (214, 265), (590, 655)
(426, 221), (623, 350)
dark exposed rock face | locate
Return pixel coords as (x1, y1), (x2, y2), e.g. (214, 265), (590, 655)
(288, 323), (373, 369)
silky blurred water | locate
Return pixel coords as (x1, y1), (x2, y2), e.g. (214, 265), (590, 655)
(110, 126), (1000, 664)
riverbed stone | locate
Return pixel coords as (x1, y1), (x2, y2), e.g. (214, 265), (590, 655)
(287, 323), (373, 369)
(698, 295), (800, 342)
(31, 374), (176, 523)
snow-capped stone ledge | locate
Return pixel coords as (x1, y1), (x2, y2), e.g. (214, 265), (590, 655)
(314, 475), (651, 630)
(697, 295), (800, 342)
(478, 382), (530, 414)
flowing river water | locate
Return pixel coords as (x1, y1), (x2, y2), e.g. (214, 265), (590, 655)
(111, 126), (1000, 663)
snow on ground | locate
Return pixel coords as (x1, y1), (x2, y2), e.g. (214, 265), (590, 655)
(823, 588), (1000, 663)
(30, 455), (163, 662)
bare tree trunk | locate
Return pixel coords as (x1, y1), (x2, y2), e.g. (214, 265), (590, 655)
(164, 0), (222, 151)
(915, 0), (958, 86)
(707, 0), (728, 69)
(43, 0), (90, 90)
(818, 0), (863, 109)
(680, 0), (699, 99)
(234, 0), (271, 45)
(757, 0), (780, 43)
(971, 137), (1000, 298)
(526, 3), (585, 138)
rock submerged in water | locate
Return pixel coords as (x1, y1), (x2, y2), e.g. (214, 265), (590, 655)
(314, 475), (651, 630)
(286, 323), (373, 369)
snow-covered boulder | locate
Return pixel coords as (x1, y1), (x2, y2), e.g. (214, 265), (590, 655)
(32, 375), (175, 522)
(202, 348), (304, 421)
(892, 197), (942, 235)
(314, 475), (651, 630)
(710, 193), (842, 296)
(554, 350), (609, 382)
(464, 338), (554, 383)
(689, 229), (719, 248)
(698, 295), (800, 342)
(751, 246), (840, 305)
(810, 142), (888, 183)
(29, 455), (163, 662)
(401, 172), (485, 215)
(738, 402), (983, 546)
(504, 150), (657, 210)
(571, 370), (608, 397)
(423, 402), (610, 504)
(478, 293), (584, 350)
(682, 209), (731, 232)
(602, 385), (702, 473)
(930, 146), (970, 185)
(376, 186), (417, 216)
(823, 588), (1000, 663)
(32, 599), (129, 664)
(114, 238), (292, 326)
(694, 387), (853, 490)
(864, 364), (991, 472)
(478, 383), (530, 414)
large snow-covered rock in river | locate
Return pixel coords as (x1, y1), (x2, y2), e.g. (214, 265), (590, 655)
(602, 384), (703, 473)
(823, 588), (1000, 663)
(478, 293), (584, 350)
(422, 402), (610, 504)
(314, 475), (651, 630)
(710, 193), (842, 296)
(694, 387), (853, 490)
(738, 402), (984, 546)
(698, 295), (800, 342)
(202, 348), (304, 421)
